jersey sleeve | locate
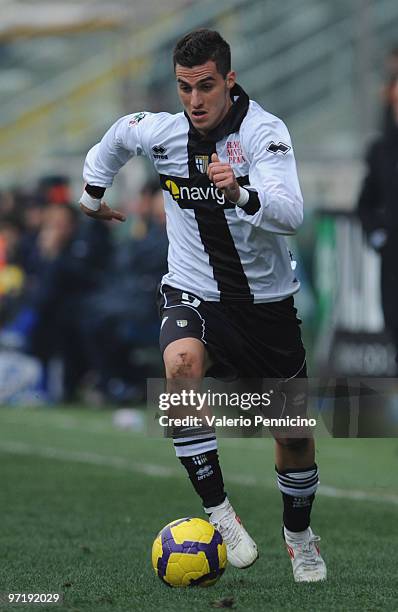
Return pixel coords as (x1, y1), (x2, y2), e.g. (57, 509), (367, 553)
(238, 114), (304, 234)
(83, 112), (155, 188)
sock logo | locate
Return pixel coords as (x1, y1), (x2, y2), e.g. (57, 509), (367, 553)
(196, 465), (213, 480)
(292, 496), (311, 509)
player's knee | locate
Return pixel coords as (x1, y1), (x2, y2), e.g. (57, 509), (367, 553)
(165, 350), (204, 380)
(275, 437), (310, 451)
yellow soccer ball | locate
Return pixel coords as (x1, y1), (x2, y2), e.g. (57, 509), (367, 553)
(152, 517), (227, 587)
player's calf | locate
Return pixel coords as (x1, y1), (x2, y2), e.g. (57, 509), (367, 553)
(174, 437), (259, 569)
(172, 425), (258, 569)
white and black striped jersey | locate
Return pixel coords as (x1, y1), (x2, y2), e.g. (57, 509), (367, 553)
(83, 85), (303, 303)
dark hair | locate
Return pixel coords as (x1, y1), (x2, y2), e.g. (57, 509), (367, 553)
(173, 29), (231, 78)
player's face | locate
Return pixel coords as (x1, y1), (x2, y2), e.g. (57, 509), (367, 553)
(175, 60), (236, 134)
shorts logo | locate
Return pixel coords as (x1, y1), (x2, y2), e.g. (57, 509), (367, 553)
(128, 112), (147, 127)
(195, 155), (209, 173)
(176, 320), (188, 327)
(226, 140), (245, 164)
(266, 141), (291, 155)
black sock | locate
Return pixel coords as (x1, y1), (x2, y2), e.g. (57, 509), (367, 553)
(276, 464), (319, 532)
(179, 450), (226, 509)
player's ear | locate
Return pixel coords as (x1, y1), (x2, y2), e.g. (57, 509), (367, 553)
(226, 71), (236, 90)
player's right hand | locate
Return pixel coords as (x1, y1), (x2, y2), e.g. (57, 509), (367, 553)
(80, 201), (126, 222)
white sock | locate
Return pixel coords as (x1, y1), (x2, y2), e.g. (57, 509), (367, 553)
(284, 526), (309, 541)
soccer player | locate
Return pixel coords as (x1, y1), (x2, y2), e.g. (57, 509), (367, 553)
(80, 29), (326, 582)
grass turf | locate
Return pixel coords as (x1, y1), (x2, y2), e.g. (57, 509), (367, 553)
(0, 407), (397, 612)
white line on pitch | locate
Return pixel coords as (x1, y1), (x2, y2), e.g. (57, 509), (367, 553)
(1, 440), (398, 506)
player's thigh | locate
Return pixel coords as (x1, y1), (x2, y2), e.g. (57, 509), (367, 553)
(158, 285), (212, 379)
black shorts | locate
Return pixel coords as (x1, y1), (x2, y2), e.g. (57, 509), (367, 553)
(158, 284), (306, 381)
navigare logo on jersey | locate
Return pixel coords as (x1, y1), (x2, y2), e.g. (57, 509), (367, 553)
(195, 155), (209, 173)
(164, 179), (225, 206)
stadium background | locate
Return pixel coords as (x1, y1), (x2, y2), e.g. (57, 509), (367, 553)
(0, 2), (397, 611)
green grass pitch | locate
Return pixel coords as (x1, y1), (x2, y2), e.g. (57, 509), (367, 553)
(0, 407), (397, 611)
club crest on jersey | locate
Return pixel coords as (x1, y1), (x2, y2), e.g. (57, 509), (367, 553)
(195, 155), (209, 173)
(176, 320), (188, 327)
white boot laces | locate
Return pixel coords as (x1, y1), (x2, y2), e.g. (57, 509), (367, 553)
(297, 534), (321, 570)
(212, 512), (241, 550)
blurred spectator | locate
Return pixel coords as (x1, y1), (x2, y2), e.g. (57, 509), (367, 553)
(0, 190), (19, 218)
(18, 197), (47, 280)
(81, 183), (168, 403)
(37, 175), (72, 206)
(357, 73), (398, 366)
(2, 203), (113, 401)
(0, 215), (25, 326)
(381, 46), (398, 132)
(0, 176), (168, 404)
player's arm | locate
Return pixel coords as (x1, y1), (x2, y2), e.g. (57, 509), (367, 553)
(235, 116), (304, 235)
(79, 112), (152, 222)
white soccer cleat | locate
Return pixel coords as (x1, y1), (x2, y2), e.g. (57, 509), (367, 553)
(205, 497), (258, 569)
(284, 526), (327, 582)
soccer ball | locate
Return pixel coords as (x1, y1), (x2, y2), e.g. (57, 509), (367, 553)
(152, 517), (227, 587)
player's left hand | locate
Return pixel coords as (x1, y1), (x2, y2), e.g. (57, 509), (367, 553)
(207, 153), (240, 203)
(79, 201), (126, 222)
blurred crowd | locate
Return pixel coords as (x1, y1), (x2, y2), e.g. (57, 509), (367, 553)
(0, 176), (168, 404)
(357, 49), (398, 365)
